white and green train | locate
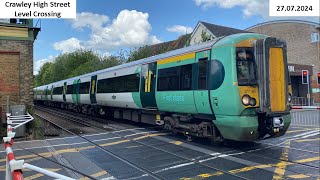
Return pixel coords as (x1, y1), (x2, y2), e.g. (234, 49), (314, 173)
(34, 33), (292, 142)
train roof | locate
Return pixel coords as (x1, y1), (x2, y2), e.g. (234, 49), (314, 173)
(34, 33), (259, 89)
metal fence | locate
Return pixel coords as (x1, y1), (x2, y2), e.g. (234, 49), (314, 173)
(290, 109), (320, 126)
(292, 97), (308, 106)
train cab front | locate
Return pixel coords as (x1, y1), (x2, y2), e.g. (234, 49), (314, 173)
(236, 37), (291, 140)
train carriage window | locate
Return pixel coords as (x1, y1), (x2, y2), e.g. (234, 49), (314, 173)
(158, 67), (180, 91)
(66, 85), (73, 94)
(79, 82), (90, 94)
(97, 74), (140, 93)
(52, 86), (63, 95)
(181, 64), (192, 90)
(198, 60), (207, 89)
(126, 74), (140, 92)
(157, 64), (193, 91)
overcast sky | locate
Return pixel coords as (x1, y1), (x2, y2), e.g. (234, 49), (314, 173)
(33, 0), (319, 75)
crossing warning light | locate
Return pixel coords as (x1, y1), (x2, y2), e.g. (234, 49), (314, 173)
(317, 72), (320, 85)
(302, 70), (309, 84)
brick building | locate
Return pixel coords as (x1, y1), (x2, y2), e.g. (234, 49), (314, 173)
(0, 19), (40, 116)
(246, 20), (320, 105)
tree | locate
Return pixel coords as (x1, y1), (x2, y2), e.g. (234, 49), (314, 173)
(200, 30), (212, 42)
(34, 50), (125, 86)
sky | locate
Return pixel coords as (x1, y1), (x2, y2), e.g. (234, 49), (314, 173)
(33, 0), (319, 75)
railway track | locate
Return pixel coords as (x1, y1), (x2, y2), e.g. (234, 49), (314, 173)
(34, 106), (251, 180)
(33, 105), (320, 179)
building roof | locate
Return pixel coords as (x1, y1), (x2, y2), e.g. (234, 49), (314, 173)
(143, 34), (191, 56)
(246, 19), (320, 30)
(199, 21), (248, 37)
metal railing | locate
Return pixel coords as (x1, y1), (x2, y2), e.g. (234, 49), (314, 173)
(292, 97), (308, 106)
(290, 109), (320, 126)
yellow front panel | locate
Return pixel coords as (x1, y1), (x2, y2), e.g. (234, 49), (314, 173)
(269, 48), (286, 112)
(238, 86), (259, 108)
(0, 26), (28, 38)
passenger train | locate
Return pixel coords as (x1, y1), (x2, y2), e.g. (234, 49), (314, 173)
(34, 33), (292, 142)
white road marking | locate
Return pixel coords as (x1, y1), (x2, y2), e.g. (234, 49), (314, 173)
(301, 132), (320, 139)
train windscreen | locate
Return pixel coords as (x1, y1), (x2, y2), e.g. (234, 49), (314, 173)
(236, 48), (257, 86)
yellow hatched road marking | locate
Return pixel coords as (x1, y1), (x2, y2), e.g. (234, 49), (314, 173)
(197, 171), (224, 178)
(99, 139), (130, 146)
(79, 170), (109, 180)
(133, 133), (167, 140)
(272, 141), (290, 180)
(24, 168), (61, 180)
(157, 53), (195, 65)
(287, 174), (310, 179)
(295, 156), (320, 163)
(170, 141), (183, 145)
(229, 164), (271, 174)
(180, 154), (319, 179)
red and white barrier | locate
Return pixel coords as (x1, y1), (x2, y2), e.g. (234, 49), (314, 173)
(3, 122), (24, 180)
(292, 106), (320, 110)
(4, 113), (75, 180)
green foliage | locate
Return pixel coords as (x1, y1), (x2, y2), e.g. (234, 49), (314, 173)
(34, 50), (123, 86)
(127, 45), (153, 62)
(34, 34), (192, 86)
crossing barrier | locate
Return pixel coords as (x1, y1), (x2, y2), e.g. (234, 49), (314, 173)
(3, 113), (75, 180)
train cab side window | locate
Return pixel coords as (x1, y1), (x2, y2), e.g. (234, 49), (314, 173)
(198, 60), (207, 89)
(79, 82), (90, 94)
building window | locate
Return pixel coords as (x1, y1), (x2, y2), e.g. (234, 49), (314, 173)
(311, 32), (320, 43)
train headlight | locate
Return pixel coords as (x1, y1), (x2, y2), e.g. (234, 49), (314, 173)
(288, 93), (292, 103)
(242, 95), (251, 106)
(249, 98), (256, 106)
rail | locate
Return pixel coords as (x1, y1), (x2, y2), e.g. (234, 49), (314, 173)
(4, 113), (75, 180)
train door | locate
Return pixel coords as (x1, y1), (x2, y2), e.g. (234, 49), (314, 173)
(45, 86), (49, 100)
(72, 79), (81, 104)
(140, 62), (157, 108)
(194, 50), (213, 114)
(90, 75), (97, 104)
(63, 83), (66, 102)
(50, 85), (53, 100)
